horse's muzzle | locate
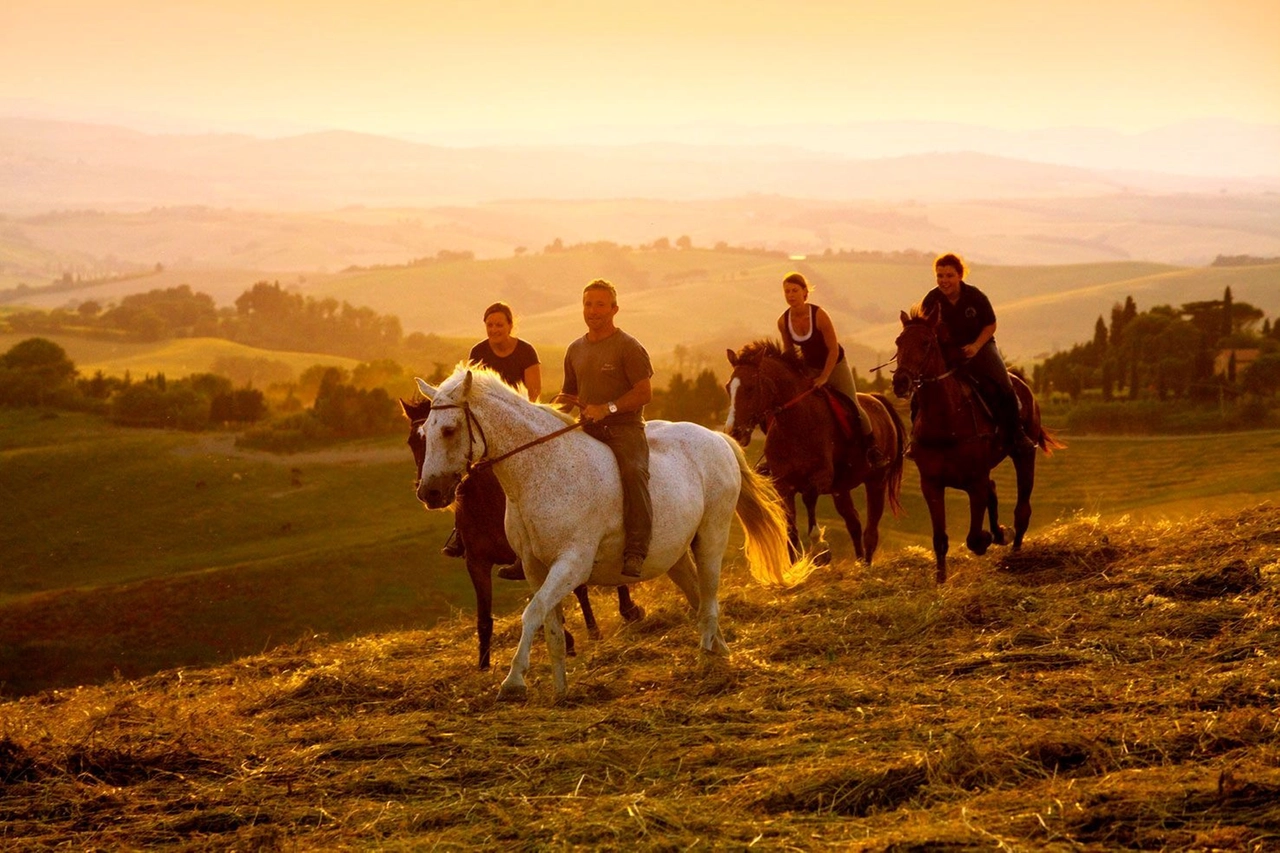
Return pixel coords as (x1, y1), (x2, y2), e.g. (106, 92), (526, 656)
(728, 425), (753, 448)
(891, 373), (911, 399)
(417, 473), (461, 509)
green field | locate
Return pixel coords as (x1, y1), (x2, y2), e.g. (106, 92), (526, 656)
(0, 408), (529, 696)
(3, 406), (1280, 697)
(807, 427), (1280, 564)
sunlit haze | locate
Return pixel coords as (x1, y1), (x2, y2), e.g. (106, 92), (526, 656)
(3, 0), (1278, 142)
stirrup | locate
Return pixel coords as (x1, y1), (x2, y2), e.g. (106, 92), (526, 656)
(441, 528), (464, 558)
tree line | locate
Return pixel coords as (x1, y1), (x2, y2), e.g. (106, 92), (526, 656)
(1033, 287), (1280, 403)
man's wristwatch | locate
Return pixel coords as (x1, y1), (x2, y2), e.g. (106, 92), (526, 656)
(606, 401), (618, 414)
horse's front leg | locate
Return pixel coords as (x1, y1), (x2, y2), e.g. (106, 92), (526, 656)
(499, 553), (589, 702)
(921, 476), (949, 583)
(1012, 453), (1037, 550)
(463, 554), (494, 671)
(778, 484), (802, 559)
(964, 479), (994, 556)
(830, 489), (865, 562)
(985, 476), (1007, 546)
(861, 475), (888, 565)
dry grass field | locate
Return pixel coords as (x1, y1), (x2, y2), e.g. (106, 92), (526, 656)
(2, 504), (1277, 850)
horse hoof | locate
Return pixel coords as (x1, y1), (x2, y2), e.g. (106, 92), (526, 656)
(813, 548), (832, 567)
(968, 533), (993, 555)
(992, 524), (1008, 546)
(497, 683), (528, 703)
(588, 627), (603, 640)
(622, 605), (646, 623)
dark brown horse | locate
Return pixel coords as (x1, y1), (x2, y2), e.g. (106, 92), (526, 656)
(891, 308), (1064, 583)
(725, 340), (906, 564)
(401, 398), (642, 670)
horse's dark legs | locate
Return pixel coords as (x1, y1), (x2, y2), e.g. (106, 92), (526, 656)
(922, 477), (949, 583)
(862, 476), (889, 565)
(617, 585), (645, 622)
(986, 477), (1007, 546)
(1012, 453), (1036, 550)
(964, 481), (994, 557)
(830, 489), (865, 563)
(572, 585), (603, 641)
(780, 487), (802, 559)
(465, 557), (495, 671)
(801, 490), (819, 540)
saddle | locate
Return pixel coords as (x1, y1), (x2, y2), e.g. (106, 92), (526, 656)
(816, 386), (859, 444)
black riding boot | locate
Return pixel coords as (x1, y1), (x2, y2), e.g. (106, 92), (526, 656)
(441, 527), (465, 558)
(1003, 399), (1036, 455)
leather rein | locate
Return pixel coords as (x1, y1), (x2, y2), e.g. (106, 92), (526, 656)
(425, 399), (585, 477)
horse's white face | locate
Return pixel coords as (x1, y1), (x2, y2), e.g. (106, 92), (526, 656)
(414, 375), (471, 509)
(723, 366), (766, 448)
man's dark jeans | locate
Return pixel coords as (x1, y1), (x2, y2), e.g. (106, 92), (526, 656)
(585, 421), (651, 564)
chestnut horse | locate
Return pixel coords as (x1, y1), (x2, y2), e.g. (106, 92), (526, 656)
(891, 308), (1063, 582)
(401, 398), (642, 670)
(725, 340), (906, 565)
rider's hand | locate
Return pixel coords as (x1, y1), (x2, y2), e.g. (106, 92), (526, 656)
(961, 343), (979, 359)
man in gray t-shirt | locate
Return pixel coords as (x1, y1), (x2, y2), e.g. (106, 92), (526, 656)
(555, 279), (654, 578)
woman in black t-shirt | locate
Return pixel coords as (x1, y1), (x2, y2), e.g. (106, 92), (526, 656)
(442, 302), (542, 563)
(919, 253), (1034, 454)
(468, 302), (541, 402)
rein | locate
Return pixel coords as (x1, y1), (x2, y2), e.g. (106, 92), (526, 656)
(469, 418), (585, 473)
(896, 329), (956, 395)
(769, 385), (817, 418)
(428, 398), (585, 476)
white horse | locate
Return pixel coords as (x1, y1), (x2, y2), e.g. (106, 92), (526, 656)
(414, 366), (812, 701)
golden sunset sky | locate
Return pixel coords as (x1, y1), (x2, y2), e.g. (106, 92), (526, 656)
(3, 0), (1278, 141)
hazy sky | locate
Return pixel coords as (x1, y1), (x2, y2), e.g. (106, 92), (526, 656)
(3, 0), (1278, 141)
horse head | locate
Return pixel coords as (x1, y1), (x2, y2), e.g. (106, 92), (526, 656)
(891, 307), (947, 399)
(400, 396), (432, 488)
(725, 341), (804, 447)
(413, 370), (478, 508)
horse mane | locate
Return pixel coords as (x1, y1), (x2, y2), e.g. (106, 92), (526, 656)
(445, 362), (577, 425)
(734, 338), (808, 376)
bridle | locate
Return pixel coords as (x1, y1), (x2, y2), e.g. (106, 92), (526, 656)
(893, 325), (956, 397)
(421, 394), (584, 481)
(732, 358), (819, 434)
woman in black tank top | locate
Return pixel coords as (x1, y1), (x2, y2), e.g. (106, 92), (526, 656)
(776, 272), (885, 467)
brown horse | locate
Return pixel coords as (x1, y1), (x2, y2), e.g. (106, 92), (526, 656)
(401, 398), (643, 670)
(890, 308), (1064, 583)
(725, 340), (906, 565)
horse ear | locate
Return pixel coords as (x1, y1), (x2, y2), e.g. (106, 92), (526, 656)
(415, 377), (438, 399)
(726, 349), (739, 367)
(899, 310), (910, 326)
(463, 370), (473, 397)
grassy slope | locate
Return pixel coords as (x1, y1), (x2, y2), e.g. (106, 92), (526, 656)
(0, 333), (363, 381)
(0, 504), (1277, 849)
(0, 409), (530, 695)
(3, 401), (1280, 698)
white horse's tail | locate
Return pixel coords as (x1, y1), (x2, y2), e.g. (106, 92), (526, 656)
(729, 439), (818, 588)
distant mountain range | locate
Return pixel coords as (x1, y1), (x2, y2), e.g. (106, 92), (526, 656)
(2, 117), (1277, 216)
